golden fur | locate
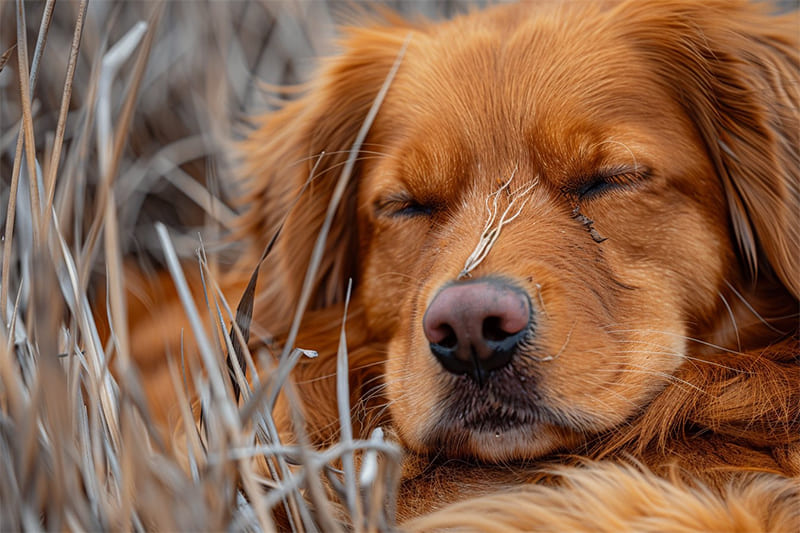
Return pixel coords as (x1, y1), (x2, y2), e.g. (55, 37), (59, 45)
(405, 463), (799, 532)
(123, 0), (800, 529)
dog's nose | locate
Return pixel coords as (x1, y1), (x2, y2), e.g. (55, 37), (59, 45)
(423, 278), (531, 385)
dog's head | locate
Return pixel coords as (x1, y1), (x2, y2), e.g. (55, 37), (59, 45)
(241, 0), (799, 462)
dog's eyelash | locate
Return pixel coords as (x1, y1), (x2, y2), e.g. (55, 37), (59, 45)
(376, 195), (436, 218)
(574, 168), (651, 201)
(576, 178), (625, 199)
(394, 202), (435, 217)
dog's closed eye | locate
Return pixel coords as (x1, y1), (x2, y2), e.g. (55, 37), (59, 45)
(375, 193), (438, 218)
(569, 167), (651, 201)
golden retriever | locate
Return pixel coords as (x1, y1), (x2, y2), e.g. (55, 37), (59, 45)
(124, 0), (799, 529)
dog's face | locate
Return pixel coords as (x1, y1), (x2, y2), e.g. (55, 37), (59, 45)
(245, 1), (798, 462)
(358, 6), (733, 461)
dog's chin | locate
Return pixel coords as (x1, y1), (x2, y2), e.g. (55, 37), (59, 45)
(390, 359), (590, 462)
(420, 417), (581, 463)
(411, 386), (587, 462)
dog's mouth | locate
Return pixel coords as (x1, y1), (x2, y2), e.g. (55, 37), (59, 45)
(442, 365), (544, 431)
(417, 363), (577, 460)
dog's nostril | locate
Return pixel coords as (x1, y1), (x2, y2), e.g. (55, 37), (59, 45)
(482, 316), (509, 342)
(423, 278), (532, 383)
(437, 324), (458, 349)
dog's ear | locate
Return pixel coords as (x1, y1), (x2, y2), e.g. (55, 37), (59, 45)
(623, 1), (799, 297)
(236, 24), (412, 312)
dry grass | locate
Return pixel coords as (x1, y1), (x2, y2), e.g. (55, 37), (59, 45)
(3, 1), (800, 531)
(0, 1), (474, 530)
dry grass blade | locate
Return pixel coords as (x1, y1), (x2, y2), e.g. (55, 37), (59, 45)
(156, 222), (233, 421)
(0, 133), (23, 322)
(250, 347), (317, 531)
(226, 153), (324, 402)
(96, 20), (149, 177)
(27, 0), (56, 92)
(41, 0), (88, 238)
(0, 43), (16, 73)
(103, 181), (131, 367)
(225, 236), (276, 403)
(336, 279), (360, 525)
(2, 0), (57, 325)
(94, 19), (152, 375)
(50, 207), (122, 449)
(15, 0), (43, 246)
(280, 34), (411, 362)
(52, 23), (106, 247)
(79, 18), (151, 288)
(160, 161), (236, 229)
(0, 285), (25, 417)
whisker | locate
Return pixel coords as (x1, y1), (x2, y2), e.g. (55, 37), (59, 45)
(592, 139), (639, 173)
(288, 148), (398, 167)
(717, 290), (741, 352)
(724, 280), (789, 335)
(594, 366), (706, 394)
(604, 348), (749, 373)
(603, 327), (748, 356)
(523, 320), (574, 362)
(294, 358), (387, 385)
(368, 271), (421, 284)
(533, 282), (547, 316)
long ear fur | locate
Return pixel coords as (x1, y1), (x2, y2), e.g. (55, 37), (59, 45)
(236, 23), (413, 315)
(590, 0), (800, 478)
(233, 23), (414, 445)
(619, 0), (799, 297)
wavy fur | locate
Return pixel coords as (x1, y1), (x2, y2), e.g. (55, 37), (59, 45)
(126, 0), (799, 529)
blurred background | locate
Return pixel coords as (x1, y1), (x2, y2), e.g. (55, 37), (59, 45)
(1, 1), (485, 270)
(0, 4), (487, 527)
